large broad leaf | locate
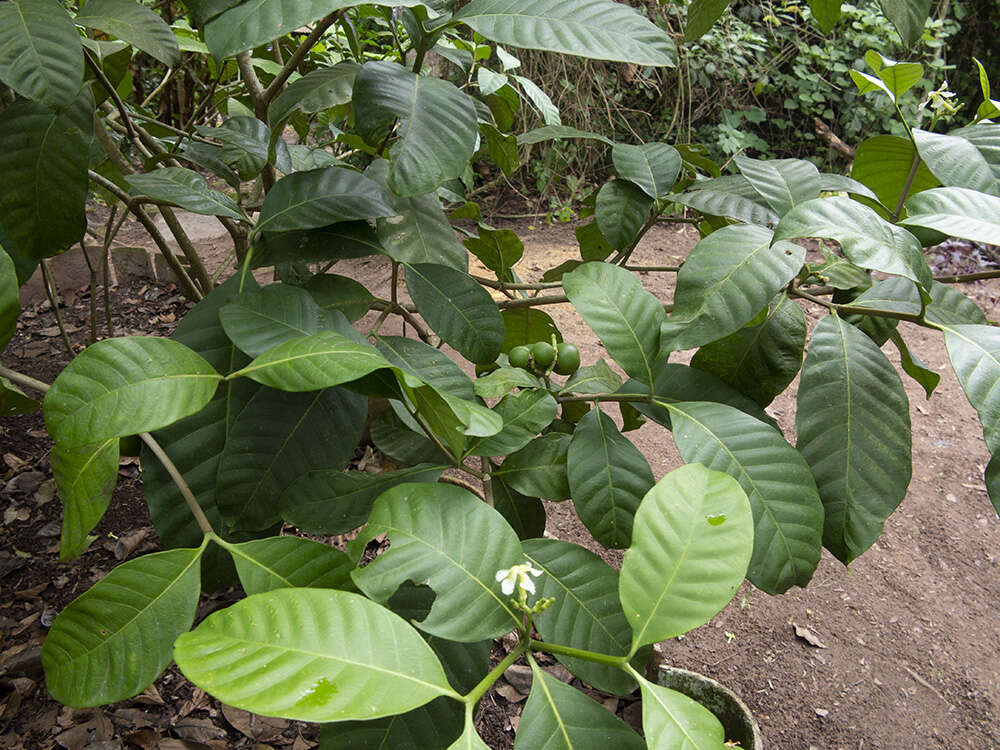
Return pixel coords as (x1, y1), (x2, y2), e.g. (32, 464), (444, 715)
(901, 187), (1000, 247)
(175, 589), (456, 721)
(281, 463), (445, 535)
(943, 324), (1000, 453)
(846, 276), (987, 328)
(563, 263), (665, 385)
(734, 155), (821, 217)
(256, 167), (396, 234)
(612, 143), (681, 199)
(0, 246), (18, 349)
(0, 377), (39, 415)
(661, 224), (805, 352)
(501, 307), (562, 353)
(851, 134), (938, 211)
(455, 0), (675, 66)
(595, 179), (653, 250)
(638, 674), (726, 750)
(371, 406), (451, 466)
(464, 226), (524, 281)
(492, 477), (546, 540)
(491, 433), (571, 501)
(354, 61), (478, 196)
(50, 439), (119, 560)
(773, 196), (932, 289)
(949, 123), (1000, 186)
(42, 547), (203, 707)
(270, 61), (360, 127)
(513, 661), (645, 749)
(0, 92), (92, 260)
(675, 178), (779, 228)
(74, 0), (181, 66)
(350, 483), (523, 642)
(684, 0), (731, 41)
(405, 263), (504, 365)
(807, 0), (842, 31)
(216, 386), (366, 531)
(664, 401), (824, 594)
(375, 335), (475, 400)
(44, 337), (221, 448)
(198, 117), (273, 179)
(0, 0), (82, 108)
(567, 408), (653, 549)
(523, 538), (639, 695)
(796, 315), (911, 564)
(517, 125), (614, 146)
(319, 697), (464, 749)
(912, 129), (1000, 195)
(986, 453), (1000, 517)
(398, 385), (504, 459)
(305, 273), (376, 323)
(254, 222), (384, 267)
(880, 0), (933, 46)
(690, 294), (806, 408)
(619, 463), (752, 649)
(229, 536), (354, 595)
(124, 167), (243, 220)
(467, 390), (557, 457)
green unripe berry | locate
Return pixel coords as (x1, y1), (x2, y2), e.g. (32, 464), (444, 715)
(530, 341), (556, 369)
(554, 342), (581, 375)
(508, 345), (532, 369)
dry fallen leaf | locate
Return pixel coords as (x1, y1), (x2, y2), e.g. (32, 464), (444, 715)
(792, 623), (828, 649)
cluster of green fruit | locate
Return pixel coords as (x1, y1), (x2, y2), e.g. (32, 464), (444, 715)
(508, 341), (581, 376)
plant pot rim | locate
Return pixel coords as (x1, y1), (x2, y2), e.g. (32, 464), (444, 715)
(656, 665), (763, 749)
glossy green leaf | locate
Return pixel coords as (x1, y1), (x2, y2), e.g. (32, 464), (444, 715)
(563, 262), (665, 385)
(0, 377), (39, 415)
(254, 222), (384, 268)
(818, 173), (880, 201)
(901, 187), (1000, 246)
(0, 0), (82, 108)
(350, 483), (523, 642)
(371, 404), (451, 466)
(0, 92), (91, 260)
(43, 547), (203, 707)
(567, 408), (653, 549)
(492, 476), (546, 540)
(464, 226), (524, 281)
(75, 0), (180, 66)
(229, 536), (354, 595)
(217, 385), (366, 531)
(44, 337), (221, 448)
(734, 155), (821, 217)
(198, 117), (272, 179)
(257, 167), (395, 234)
(674, 180), (778, 228)
(913, 129), (999, 195)
(665, 401), (824, 594)
(468, 390), (557, 456)
(595, 179), (653, 250)
(847, 276), (987, 328)
(501, 307), (562, 353)
(807, 0), (841, 31)
(864, 50), (923, 99)
(773, 196), (932, 289)
(320, 697), (464, 749)
(638, 674), (726, 750)
(175, 588), (455, 721)
(270, 61), (360, 127)
(0, 246), (17, 350)
(480, 122), (519, 176)
(473, 367), (543, 399)
(560, 359), (622, 396)
(661, 224), (804, 352)
(949, 123), (1000, 185)
(375, 335), (475, 400)
(447, 722), (492, 750)
(620, 463), (752, 649)
(575, 220), (612, 261)
(404, 384), (503, 458)
(796, 315), (911, 564)
(524, 538), (638, 695)
(612, 142), (681, 199)
(943, 324), (1000, 453)
(690, 294), (806, 408)
(879, 0), (933, 46)
(513, 660), (645, 749)
(405, 263), (504, 365)
(50, 439), (119, 560)
(492, 433), (571, 500)
(890, 329), (940, 399)
(303, 273), (375, 323)
(124, 167), (242, 220)
(985, 452), (1000, 517)
(456, 0), (675, 66)
(684, 0), (731, 41)
(851, 134), (938, 211)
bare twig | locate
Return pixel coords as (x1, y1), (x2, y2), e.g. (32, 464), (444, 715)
(40, 260), (75, 357)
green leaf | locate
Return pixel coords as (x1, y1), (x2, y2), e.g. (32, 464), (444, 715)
(198, 117), (272, 179)
(217, 386), (366, 531)
(0, 246), (18, 349)
(513, 661), (645, 749)
(661, 225), (805, 352)
(567, 408), (653, 549)
(943, 324), (1000, 453)
(560, 359), (622, 396)
(879, 0), (932, 46)
(254, 222), (384, 268)
(807, 0), (842, 32)
(303, 273), (376, 323)
(523, 538), (639, 695)
(773, 196), (932, 289)
(375, 335), (475, 400)
(350, 483), (523, 642)
(75, 0), (180, 66)
(480, 123), (519, 176)
(516, 124), (614, 146)
(404, 384), (503, 458)
(281, 464), (445, 535)
(0, 0), (82, 108)
(901, 187), (1000, 246)
(124, 167), (243, 220)
(620, 463), (752, 649)
(405, 263), (504, 365)
(456, 0), (675, 65)
(256, 167), (396, 234)
(847, 277), (986, 328)
(985, 453), (1000, 517)
(511, 73), (561, 126)
(43, 547), (203, 707)
(467, 390), (558, 456)
(319, 697), (464, 749)
(949, 123), (1000, 187)
(501, 307), (562, 353)
(891, 329), (940, 398)
(818, 173), (880, 202)
(575, 220), (612, 261)
(269, 61), (360, 127)
(0, 92), (92, 260)
(44, 337), (221, 448)
(0, 377), (39, 416)
(684, 0), (731, 41)
(674, 178), (779, 228)
(563, 262), (665, 385)
(595, 179), (653, 250)
(612, 143), (681, 199)
(638, 674), (726, 750)
(690, 293), (806, 408)
(734, 155), (821, 217)
(229, 536), (355, 595)
(491, 433), (571, 500)
(354, 61), (478, 196)
(851, 135), (938, 210)
(447, 722), (492, 750)
(464, 226), (524, 280)
(175, 588), (455, 721)
(50, 439), (119, 560)
(796, 315), (911, 564)
(492, 477), (546, 540)
(912, 129), (1000, 195)
(863, 50), (924, 99)
(664, 401), (824, 594)
(473, 367), (543, 399)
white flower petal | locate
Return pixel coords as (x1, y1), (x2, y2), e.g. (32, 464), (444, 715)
(496, 568), (510, 583)
(501, 578), (516, 595)
(519, 576), (536, 595)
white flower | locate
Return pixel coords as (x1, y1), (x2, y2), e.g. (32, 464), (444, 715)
(495, 563), (543, 597)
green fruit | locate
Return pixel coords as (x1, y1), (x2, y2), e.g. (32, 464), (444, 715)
(508, 345), (532, 369)
(554, 342), (581, 375)
(530, 341), (556, 369)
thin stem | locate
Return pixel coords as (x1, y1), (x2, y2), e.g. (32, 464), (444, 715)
(472, 275), (563, 291)
(528, 639), (628, 668)
(480, 456), (493, 507)
(40, 261), (75, 357)
(624, 265), (682, 273)
(934, 269), (1000, 284)
(463, 639), (529, 705)
(78, 242), (99, 344)
(556, 392), (651, 404)
(138, 432), (215, 536)
(140, 65), (180, 109)
(496, 294), (569, 310)
(0, 366), (50, 394)
(789, 286), (927, 324)
(85, 51), (138, 142)
(261, 12), (342, 105)
(891, 150), (922, 222)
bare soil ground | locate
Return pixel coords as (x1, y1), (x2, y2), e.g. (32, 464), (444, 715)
(2, 214), (999, 749)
